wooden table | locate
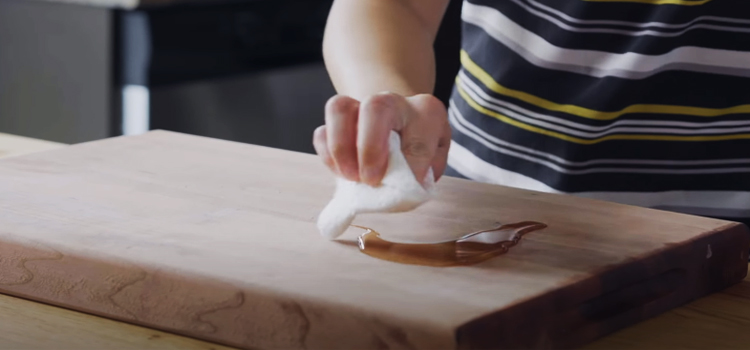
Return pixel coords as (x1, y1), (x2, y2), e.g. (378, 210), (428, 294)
(1, 132), (749, 350)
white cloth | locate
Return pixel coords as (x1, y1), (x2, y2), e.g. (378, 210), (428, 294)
(317, 131), (436, 239)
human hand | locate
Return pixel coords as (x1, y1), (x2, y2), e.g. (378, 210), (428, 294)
(313, 92), (450, 186)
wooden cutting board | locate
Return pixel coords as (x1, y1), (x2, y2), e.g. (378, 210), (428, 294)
(0, 130), (747, 350)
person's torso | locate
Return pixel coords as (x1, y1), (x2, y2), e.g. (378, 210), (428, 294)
(448, 0), (750, 221)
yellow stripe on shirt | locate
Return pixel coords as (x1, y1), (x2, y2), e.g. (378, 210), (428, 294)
(457, 84), (750, 144)
(460, 50), (750, 121)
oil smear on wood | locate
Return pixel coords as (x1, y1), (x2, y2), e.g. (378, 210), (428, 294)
(355, 222), (547, 267)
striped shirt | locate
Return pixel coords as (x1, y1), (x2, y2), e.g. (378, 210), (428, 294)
(447, 0), (750, 221)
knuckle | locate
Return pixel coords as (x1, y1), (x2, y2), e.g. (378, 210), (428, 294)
(359, 146), (383, 164)
(402, 140), (432, 159)
(362, 93), (399, 116)
(415, 93), (444, 108)
(409, 94), (447, 119)
(325, 96), (357, 120)
(330, 143), (354, 160)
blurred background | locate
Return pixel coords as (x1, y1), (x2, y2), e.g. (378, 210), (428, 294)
(0, 0), (461, 153)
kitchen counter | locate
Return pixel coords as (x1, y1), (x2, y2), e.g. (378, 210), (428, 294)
(1, 132), (749, 349)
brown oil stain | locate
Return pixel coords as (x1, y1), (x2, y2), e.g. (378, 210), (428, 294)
(355, 221), (547, 267)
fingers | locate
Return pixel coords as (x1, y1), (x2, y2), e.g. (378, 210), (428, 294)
(431, 118), (452, 181)
(312, 125), (335, 171)
(316, 93), (451, 187)
(400, 129), (436, 184)
(357, 93), (403, 186)
(400, 94), (449, 184)
(324, 95), (360, 181)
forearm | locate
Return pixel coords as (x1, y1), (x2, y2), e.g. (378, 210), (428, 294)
(322, 0), (449, 100)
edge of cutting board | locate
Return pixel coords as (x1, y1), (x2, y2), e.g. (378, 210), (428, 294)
(0, 235), (455, 350)
(455, 222), (750, 349)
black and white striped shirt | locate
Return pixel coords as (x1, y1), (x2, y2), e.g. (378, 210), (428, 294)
(447, 0), (750, 221)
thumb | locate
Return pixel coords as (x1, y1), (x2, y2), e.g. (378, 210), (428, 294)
(400, 132), (437, 185)
(398, 94), (447, 184)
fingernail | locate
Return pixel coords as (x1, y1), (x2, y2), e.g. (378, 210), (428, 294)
(342, 167), (360, 182)
(361, 167), (380, 186)
(368, 157), (390, 185)
(360, 167), (373, 185)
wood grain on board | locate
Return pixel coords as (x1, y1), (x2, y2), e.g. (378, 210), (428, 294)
(0, 130), (747, 349)
(0, 132), (236, 350)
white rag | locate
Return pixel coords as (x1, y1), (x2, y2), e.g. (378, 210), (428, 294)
(317, 131), (436, 240)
